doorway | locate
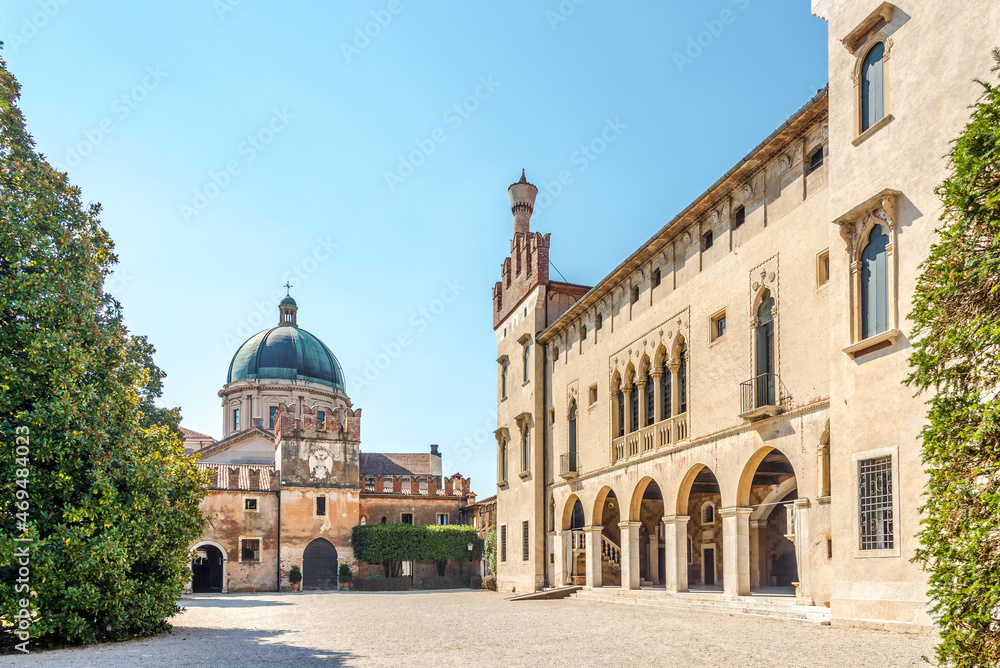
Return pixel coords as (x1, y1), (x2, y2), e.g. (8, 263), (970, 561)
(192, 544), (224, 593)
(303, 538), (338, 590)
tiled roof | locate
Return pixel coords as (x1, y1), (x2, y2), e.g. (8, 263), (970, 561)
(197, 463), (277, 491)
(360, 452), (434, 476)
(181, 426), (216, 441)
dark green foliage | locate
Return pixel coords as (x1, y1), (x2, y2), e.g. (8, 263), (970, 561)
(484, 525), (497, 575)
(420, 575), (472, 590)
(352, 524), (478, 577)
(288, 565), (302, 585)
(906, 49), (1000, 666)
(0, 54), (207, 647)
(338, 563), (352, 583)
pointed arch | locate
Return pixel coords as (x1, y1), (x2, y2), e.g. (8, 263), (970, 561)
(562, 494), (586, 530)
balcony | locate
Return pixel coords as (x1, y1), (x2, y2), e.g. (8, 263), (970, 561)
(611, 413), (689, 463)
(739, 373), (782, 422)
(559, 452), (578, 479)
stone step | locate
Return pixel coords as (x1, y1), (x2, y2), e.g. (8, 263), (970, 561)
(569, 589), (831, 624)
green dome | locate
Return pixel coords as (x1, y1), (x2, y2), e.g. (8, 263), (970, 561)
(227, 326), (345, 391)
(280, 295), (297, 307)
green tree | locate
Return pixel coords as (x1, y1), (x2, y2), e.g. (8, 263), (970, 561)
(484, 525), (497, 575)
(0, 53), (207, 648)
(906, 49), (1000, 666)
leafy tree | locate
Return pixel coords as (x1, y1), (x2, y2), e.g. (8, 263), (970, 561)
(484, 525), (497, 575)
(0, 53), (207, 648)
(906, 49), (1000, 666)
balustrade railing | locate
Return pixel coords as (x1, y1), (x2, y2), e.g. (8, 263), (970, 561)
(612, 437), (625, 463)
(601, 534), (621, 566)
(570, 530), (587, 551)
(626, 433), (640, 458)
(612, 413), (689, 462)
(640, 424), (655, 453)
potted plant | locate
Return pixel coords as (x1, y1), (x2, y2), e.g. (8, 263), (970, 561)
(339, 564), (353, 590)
(288, 565), (302, 592)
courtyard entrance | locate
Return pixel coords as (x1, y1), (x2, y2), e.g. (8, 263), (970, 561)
(192, 544), (224, 593)
(302, 538), (338, 590)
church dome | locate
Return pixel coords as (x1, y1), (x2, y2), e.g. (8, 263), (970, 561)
(226, 297), (345, 391)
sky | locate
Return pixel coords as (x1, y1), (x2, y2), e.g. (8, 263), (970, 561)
(4, 0), (829, 496)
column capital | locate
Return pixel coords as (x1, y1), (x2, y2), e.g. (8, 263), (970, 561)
(792, 498), (811, 509)
(661, 515), (690, 525)
(618, 521), (642, 530)
(718, 506), (753, 519)
(650, 369), (664, 379)
(583, 525), (603, 533)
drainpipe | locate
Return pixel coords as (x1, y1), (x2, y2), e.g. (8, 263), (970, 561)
(276, 488), (281, 592)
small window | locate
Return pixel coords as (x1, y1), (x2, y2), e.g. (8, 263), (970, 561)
(317, 410), (325, 429)
(437, 513), (449, 526)
(232, 408), (240, 431)
(419, 477), (428, 493)
(703, 230), (713, 250)
(268, 406), (277, 429)
(365, 474), (374, 487)
(523, 345), (531, 383)
(244, 498), (257, 511)
(553, 346), (559, 362)
(522, 520), (530, 562)
(521, 426), (530, 473)
(580, 324), (587, 341)
(710, 310), (727, 343)
(861, 42), (885, 132)
(589, 384), (598, 405)
(360, 516), (367, 525)
(652, 268), (661, 288)
(596, 313), (603, 330)
(817, 249), (830, 287)
(500, 525), (508, 563)
(733, 205), (745, 229)
(240, 538), (260, 563)
(702, 502), (715, 525)
(316, 496), (326, 516)
(808, 147), (824, 174)
(381, 516), (387, 524)
(401, 513), (413, 525)
(631, 286), (639, 304)
(859, 455), (893, 550)
(500, 360), (509, 399)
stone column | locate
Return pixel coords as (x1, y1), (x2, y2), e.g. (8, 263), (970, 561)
(648, 532), (659, 585)
(792, 499), (812, 604)
(623, 386), (634, 432)
(749, 518), (766, 589)
(636, 380), (648, 427)
(721, 506), (752, 597)
(651, 369), (664, 423)
(668, 360), (681, 418)
(817, 444), (831, 498)
(662, 515), (689, 593)
(584, 525), (603, 588)
(619, 521), (642, 590)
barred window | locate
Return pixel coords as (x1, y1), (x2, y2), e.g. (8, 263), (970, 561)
(316, 496), (326, 516)
(859, 455), (894, 550)
(500, 525), (507, 563)
(241, 538), (260, 563)
(522, 520), (529, 562)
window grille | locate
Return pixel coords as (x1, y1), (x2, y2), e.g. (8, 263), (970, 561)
(501, 525), (507, 562)
(244, 498), (257, 511)
(402, 513), (413, 525)
(859, 455), (893, 550)
(316, 496), (326, 516)
(522, 520), (529, 561)
(241, 538), (260, 563)
(629, 384), (639, 433)
(661, 366), (672, 420)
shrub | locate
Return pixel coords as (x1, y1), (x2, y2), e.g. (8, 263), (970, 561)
(353, 577), (411, 591)
(484, 526), (497, 575)
(288, 565), (302, 585)
(365, 572), (385, 580)
(352, 523), (479, 577)
(420, 575), (470, 590)
(484, 576), (497, 591)
(338, 564), (353, 583)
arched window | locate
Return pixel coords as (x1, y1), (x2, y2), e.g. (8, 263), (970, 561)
(521, 426), (530, 472)
(380, 516), (387, 524)
(661, 361), (672, 420)
(808, 147), (824, 173)
(499, 437), (508, 483)
(617, 389), (625, 438)
(702, 502), (715, 525)
(755, 290), (776, 406)
(861, 42), (885, 132)
(678, 343), (688, 414)
(568, 402), (577, 466)
(360, 517), (367, 525)
(644, 373), (655, 426)
(500, 360), (508, 398)
(523, 345), (530, 382)
(861, 226), (889, 339)
(629, 383), (639, 433)
(734, 205), (746, 229)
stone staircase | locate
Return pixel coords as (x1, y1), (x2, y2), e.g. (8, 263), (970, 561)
(569, 587), (831, 624)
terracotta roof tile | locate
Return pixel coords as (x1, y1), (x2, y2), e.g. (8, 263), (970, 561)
(360, 452), (434, 476)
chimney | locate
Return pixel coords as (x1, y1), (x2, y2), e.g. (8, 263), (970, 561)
(430, 444), (439, 456)
(508, 169), (538, 236)
(430, 444), (442, 479)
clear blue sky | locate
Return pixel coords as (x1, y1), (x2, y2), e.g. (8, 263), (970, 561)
(4, 1), (828, 496)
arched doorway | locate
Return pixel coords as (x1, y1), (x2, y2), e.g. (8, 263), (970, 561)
(593, 488), (621, 587)
(563, 497), (586, 584)
(192, 544), (224, 593)
(679, 466), (722, 590)
(302, 538), (338, 590)
(744, 449), (798, 594)
(629, 478), (664, 587)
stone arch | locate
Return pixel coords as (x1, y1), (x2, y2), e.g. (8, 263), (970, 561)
(628, 476), (660, 522)
(737, 446), (797, 507)
(624, 362), (636, 385)
(749, 477), (798, 521)
(562, 493), (586, 530)
(592, 485), (618, 526)
(191, 540), (228, 594)
(654, 343), (669, 367)
(638, 353), (652, 377)
(671, 333), (687, 360)
(676, 463), (709, 516)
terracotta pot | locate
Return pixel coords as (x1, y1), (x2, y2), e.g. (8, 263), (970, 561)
(291, 582), (300, 592)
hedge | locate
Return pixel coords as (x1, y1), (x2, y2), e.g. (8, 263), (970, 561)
(352, 524), (479, 566)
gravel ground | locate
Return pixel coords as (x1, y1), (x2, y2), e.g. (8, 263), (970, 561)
(1, 590), (938, 667)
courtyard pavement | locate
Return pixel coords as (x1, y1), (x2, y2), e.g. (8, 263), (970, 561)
(1, 590), (937, 667)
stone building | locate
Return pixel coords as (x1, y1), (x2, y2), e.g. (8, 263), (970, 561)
(492, 0), (1000, 632)
(187, 295), (476, 593)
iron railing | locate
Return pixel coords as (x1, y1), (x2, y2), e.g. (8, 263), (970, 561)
(740, 373), (778, 414)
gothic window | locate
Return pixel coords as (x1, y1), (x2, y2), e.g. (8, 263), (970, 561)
(500, 359), (509, 398)
(678, 343), (688, 414)
(702, 502), (715, 525)
(568, 402), (577, 467)
(629, 383), (639, 433)
(652, 268), (661, 288)
(381, 516), (387, 524)
(644, 373), (655, 426)
(861, 226), (889, 339)
(617, 389), (625, 438)
(734, 205), (745, 229)
(521, 426), (530, 473)
(499, 437), (508, 483)
(523, 345), (530, 382)
(661, 363), (672, 420)
(861, 42), (885, 132)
